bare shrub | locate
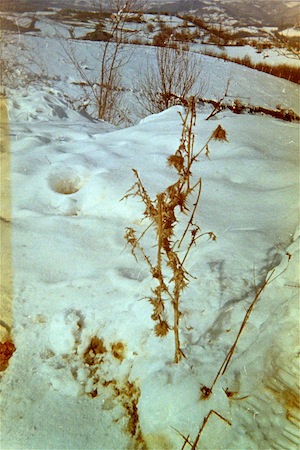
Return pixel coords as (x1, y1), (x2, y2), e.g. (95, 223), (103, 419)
(180, 14), (208, 31)
(152, 27), (175, 47)
(123, 12), (145, 23)
(146, 22), (155, 33)
(270, 31), (300, 60)
(137, 40), (207, 115)
(130, 37), (144, 45)
(0, 31), (16, 92)
(0, 29), (48, 92)
(58, 37), (130, 125)
(95, 0), (145, 123)
(174, 28), (198, 43)
(59, 0), (143, 125)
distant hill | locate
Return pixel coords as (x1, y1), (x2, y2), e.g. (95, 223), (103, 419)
(1, 0), (299, 28)
(146, 0), (300, 28)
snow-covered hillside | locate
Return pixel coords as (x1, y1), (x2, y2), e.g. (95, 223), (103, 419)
(0, 12), (299, 450)
(5, 18), (300, 126)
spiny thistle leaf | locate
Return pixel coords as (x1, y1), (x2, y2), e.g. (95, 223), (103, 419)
(124, 227), (138, 261)
(124, 227), (137, 248)
(148, 297), (165, 321)
(208, 232), (217, 241)
(205, 144), (210, 159)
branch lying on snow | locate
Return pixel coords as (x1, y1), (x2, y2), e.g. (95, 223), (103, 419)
(175, 410), (231, 449)
(200, 97), (300, 122)
(147, 92), (299, 123)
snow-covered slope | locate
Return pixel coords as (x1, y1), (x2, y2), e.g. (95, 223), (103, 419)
(0, 78), (299, 448)
(7, 28), (300, 125)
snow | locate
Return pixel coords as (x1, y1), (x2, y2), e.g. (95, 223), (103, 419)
(0, 16), (300, 450)
(280, 27), (300, 38)
(198, 43), (300, 68)
(286, 1), (300, 8)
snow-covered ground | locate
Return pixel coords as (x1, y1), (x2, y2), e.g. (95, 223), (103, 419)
(0, 17), (299, 450)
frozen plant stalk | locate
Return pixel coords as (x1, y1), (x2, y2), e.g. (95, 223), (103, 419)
(123, 97), (227, 363)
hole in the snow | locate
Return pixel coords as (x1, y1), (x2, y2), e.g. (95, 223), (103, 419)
(48, 166), (88, 195)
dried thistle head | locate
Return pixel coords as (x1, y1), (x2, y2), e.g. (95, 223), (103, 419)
(200, 385), (212, 400)
(211, 125), (228, 141)
(167, 153), (185, 173)
(154, 320), (170, 337)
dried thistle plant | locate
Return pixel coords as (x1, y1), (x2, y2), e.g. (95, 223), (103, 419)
(122, 97), (228, 363)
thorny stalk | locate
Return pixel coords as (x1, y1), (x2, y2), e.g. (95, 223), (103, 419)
(123, 97), (228, 363)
